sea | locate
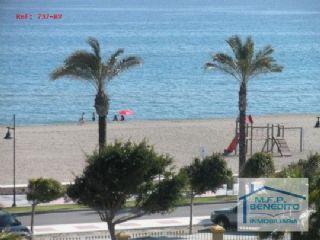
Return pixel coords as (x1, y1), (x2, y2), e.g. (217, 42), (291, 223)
(0, 0), (319, 125)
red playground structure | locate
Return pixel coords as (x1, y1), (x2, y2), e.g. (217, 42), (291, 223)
(224, 115), (253, 155)
(223, 115), (303, 157)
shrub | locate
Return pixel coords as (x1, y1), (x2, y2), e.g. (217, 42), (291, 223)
(0, 233), (24, 240)
(27, 178), (64, 204)
(243, 152), (275, 178)
(276, 153), (320, 240)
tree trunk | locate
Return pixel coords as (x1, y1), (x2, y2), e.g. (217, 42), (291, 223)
(30, 203), (36, 237)
(189, 192), (194, 234)
(99, 115), (106, 153)
(95, 91), (109, 153)
(238, 82), (247, 177)
(107, 221), (116, 240)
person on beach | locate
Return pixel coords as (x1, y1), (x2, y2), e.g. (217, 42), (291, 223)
(92, 112), (96, 122)
(113, 114), (118, 121)
(79, 112), (85, 124)
(120, 115), (125, 121)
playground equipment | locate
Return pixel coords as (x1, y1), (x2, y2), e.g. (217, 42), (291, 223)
(224, 116), (303, 157)
(224, 116), (253, 155)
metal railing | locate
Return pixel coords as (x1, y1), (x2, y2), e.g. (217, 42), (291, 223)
(34, 226), (292, 240)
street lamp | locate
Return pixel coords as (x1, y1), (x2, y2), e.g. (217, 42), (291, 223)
(3, 114), (16, 207)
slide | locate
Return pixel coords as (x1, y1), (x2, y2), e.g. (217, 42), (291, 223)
(224, 133), (239, 155)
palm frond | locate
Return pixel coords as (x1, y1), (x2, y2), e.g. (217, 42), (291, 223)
(250, 45), (283, 77)
(205, 53), (241, 81)
(117, 56), (142, 69)
(254, 45), (274, 60)
(106, 48), (124, 67)
(51, 66), (88, 80)
(269, 64), (283, 72)
(243, 36), (254, 62)
(50, 50), (100, 88)
(204, 62), (215, 69)
(64, 50), (99, 73)
(213, 53), (237, 70)
(250, 62), (283, 77)
(105, 56), (142, 80)
(205, 61), (240, 81)
(50, 66), (99, 90)
(226, 35), (242, 61)
(87, 37), (101, 59)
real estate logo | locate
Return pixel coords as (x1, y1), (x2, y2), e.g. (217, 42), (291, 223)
(238, 178), (308, 232)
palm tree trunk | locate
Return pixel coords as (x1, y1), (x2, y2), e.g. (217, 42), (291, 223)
(238, 82), (247, 177)
(95, 91), (108, 153)
(99, 115), (106, 153)
(107, 221), (116, 240)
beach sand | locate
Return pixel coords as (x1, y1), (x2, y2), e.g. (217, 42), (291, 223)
(0, 114), (319, 185)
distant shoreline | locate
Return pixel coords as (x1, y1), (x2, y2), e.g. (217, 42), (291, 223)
(0, 112), (318, 127)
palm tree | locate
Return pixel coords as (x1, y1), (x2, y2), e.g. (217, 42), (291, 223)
(205, 35), (283, 177)
(50, 37), (142, 152)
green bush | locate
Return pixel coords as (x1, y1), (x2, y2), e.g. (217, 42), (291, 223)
(277, 153), (320, 178)
(276, 153), (320, 240)
(243, 152), (275, 178)
(27, 178), (64, 204)
(181, 154), (233, 194)
(0, 233), (24, 240)
(276, 153), (320, 206)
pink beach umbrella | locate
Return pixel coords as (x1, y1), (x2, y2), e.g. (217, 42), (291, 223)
(118, 109), (134, 116)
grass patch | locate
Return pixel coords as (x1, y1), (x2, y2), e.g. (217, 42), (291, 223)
(182, 195), (236, 205)
(5, 204), (88, 214)
(4, 195), (236, 214)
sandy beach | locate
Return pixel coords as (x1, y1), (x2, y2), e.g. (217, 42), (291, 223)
(0, 114), (319, 185)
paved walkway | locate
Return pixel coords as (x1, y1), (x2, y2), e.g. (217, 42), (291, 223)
(33, 216), (211, 235)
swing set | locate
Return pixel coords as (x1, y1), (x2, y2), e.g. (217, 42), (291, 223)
(224, 115), (303, 157)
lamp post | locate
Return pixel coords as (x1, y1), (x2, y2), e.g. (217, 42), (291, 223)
(4, 114), (16, 207)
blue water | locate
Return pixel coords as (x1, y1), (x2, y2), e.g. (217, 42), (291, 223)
(0, 0), (320, 125)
